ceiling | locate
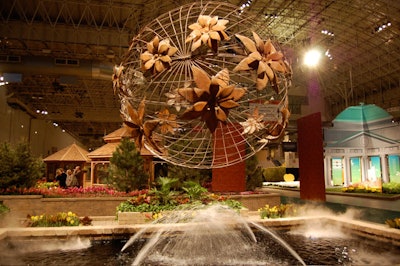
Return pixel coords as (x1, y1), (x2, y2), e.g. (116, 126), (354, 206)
(1, 0), (399, 149)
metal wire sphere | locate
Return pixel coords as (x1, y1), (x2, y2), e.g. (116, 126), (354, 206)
(116, 1), (291, 169)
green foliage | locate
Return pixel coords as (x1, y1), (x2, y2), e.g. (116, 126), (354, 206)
(258, 204), (297, 219)
(0, 202), (9, 216)
(382, 182), (400, 194)
(386, 218), (400, 229)
(116, 178), (243, 216)
(0, 141), (45, 189)
(150, 177), (180, 205)
(107, 138), (148, 192)
(182, 180), (208, 200)
(262, 166), (286, 182)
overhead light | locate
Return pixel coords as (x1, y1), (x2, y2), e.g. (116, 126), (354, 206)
(321, 29), (334, 37)
(374, 21), (391, 33)
(0, 76), (8, 86)
(303, 49), (322, 67)
(325, 49), (333, 60)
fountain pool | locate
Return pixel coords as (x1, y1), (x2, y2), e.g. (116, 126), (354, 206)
(1, 204), (400, 265)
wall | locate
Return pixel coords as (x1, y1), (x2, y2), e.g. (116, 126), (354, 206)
(0, 193), (281, 226)
(0, 87), (80, 157)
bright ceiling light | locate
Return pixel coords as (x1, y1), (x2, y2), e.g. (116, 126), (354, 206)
(304, 49), (322, 67)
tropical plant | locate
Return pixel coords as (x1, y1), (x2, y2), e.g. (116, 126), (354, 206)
(182, 180), (208, 200)
(107, 138), (148, 192)
(0, 141), (45, 190)
(150, 177), (180, 205)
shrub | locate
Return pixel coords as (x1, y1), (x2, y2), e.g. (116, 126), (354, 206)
(258, 204), (296, 219)
(262, 166), (286, 182)
(382, 182), (400, 194)
(0, 202), (9, 216)
(246, 154), (263, 190)
(107, 138), (148, 192)
(0, 141), (45, 189)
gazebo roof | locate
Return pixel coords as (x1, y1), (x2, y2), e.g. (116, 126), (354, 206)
(87, 142), (120, 159)
(103, 126), (132, 143)
(43, 143), (90, 162)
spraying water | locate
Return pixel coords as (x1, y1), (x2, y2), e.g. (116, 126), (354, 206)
(121, 204), (306, 265)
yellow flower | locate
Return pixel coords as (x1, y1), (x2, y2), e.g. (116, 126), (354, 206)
(70, 220), (75, 225)
(67, 211), (73, 216)
(185, 15), (230, 53)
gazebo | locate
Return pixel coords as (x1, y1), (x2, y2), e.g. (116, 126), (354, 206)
(43, 143), (90, 186)
(87, 126), (155, 187)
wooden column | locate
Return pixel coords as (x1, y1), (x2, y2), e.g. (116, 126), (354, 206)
(297, 112), (326, 201)
(211, 123), (246, 192)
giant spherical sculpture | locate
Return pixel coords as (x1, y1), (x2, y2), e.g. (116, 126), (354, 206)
(114, 1), (292, 169)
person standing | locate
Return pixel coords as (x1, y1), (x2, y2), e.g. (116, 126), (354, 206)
(66, 169), (78, 187)
(55, 168), (67, 188)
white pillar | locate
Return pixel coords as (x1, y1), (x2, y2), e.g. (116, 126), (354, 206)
(324, 155), (331, 187)
(343, 157), (351, 186)
(381, 154), (389, 183)
(361, 156), (368, 182)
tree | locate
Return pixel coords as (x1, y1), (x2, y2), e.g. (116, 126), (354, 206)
(0, 141), (45, 189)
(107, 138), (148, 192)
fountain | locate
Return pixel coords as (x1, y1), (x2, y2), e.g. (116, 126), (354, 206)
(121, 204), (306, 265)
(1, 203), (400, 265)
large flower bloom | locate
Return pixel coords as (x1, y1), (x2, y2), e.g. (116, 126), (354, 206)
(140, 36), (178, 75)
(185, 15), (230, 53)
(178, 66), (246, 133)
(156, 108), (178, 134)
(233, 32), (290, 92)
(240, 107), (264, 135)
(122, 98), (160, 152)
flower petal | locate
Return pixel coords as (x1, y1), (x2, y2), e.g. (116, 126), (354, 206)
(209, 31), (221, 41)
(215, 107), (227, 121)
(235, 34), (257, 53)
(178, 88), (197, 103)
(252, 32), (264, 52)
(193, 101), (207, 111)
(219, 99), (239, 109)
(167, 46), (178, 56)
(192, 66), (211, 92)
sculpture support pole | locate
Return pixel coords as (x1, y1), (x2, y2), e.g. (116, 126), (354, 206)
(212, 123), (246, 192)
(297, 112), (326, 201)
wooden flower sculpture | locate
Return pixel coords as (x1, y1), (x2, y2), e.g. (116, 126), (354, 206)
(178, 66), (246, 133)
(123, 99), (160, 152)
(233, 32), (290, 92)
(112, 64), (124, 94)
(240, 107), (264, 135)
(140, 36), (178, 75)
(264, 107), (291, 139)
(185, 15), (230, 53)
(156, 108), (178, 134)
